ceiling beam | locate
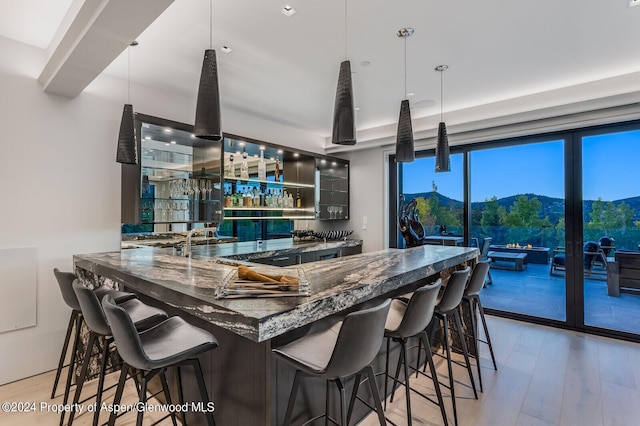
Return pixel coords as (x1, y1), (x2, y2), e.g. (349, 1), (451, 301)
(38, 0), (174, 98)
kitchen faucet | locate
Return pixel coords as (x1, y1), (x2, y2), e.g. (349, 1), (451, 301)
(184, 226), (217, 257)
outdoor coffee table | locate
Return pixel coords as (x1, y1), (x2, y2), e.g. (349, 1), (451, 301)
(487, 251), (528, 271)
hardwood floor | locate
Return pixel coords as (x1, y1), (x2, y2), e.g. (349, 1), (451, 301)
(2, 315), (640, 425)
(360, 316), (640, 426)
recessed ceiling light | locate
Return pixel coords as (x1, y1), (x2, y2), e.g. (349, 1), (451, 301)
(163, 128), (172, 134)
(165, 143), (170, 146)
(631, 0), (640, 7)
(282, 5), (296, 17)
(355, 107), (360, 111)
(414, 99), (437, 108)
(259, 145), (266, 150)
(220, 46), (233, 54)
(239, 142), (245, 147)
(332, 162), (337, 166)
(170, 140), (176, 144)
(360, 61), (371, 67)
(144, 136), (151, 140)
(293, 153), (299, 157)
(321, 159), (326, 164)
(277, 149), (283, 154)
(406, 92), (415, 97)
(190, 133), (196, 138)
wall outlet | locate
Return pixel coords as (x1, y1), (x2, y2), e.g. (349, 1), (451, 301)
(362, 216), (368, 230)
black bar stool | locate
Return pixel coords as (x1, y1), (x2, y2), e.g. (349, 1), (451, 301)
(429, 267), (476, 426)
(102, 294), (219, 426)
(51, 269), (135, 412)
(383, 279), (448, 426)
(68, 281), (167, 426)
(462, 261), (497, 392)
(272, 299), (391, 426)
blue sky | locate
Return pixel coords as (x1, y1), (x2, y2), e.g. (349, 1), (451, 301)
(402, 129), (640, 202)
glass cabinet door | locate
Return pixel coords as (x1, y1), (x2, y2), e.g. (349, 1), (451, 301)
(315, 159), (349, 220)
(121, 114), (223, 228)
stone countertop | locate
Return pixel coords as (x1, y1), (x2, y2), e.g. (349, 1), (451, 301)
(74, 243), (477, 342)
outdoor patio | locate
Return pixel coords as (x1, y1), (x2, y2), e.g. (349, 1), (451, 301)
(481, 262), (640, 335)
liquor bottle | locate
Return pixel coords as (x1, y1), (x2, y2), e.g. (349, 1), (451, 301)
(240, 150), (249, 179)
(257, 150), (267, 181)
(227, 154), (235, 178)
(296, 192), (301, 208)
(288, 192), (294, 208)
(275, 157), (280, 181)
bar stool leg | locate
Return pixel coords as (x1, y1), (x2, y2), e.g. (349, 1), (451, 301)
(383, 338), (390, 410)
(159, 369), (178, 426)
(390, 340), (403, 404)
(66, 331), (97, 426)
(92, 338), (111, 426)
(283, 370), (302, 426)
(467, 297), (483, 393)
(365, 366), (387, 426)
(336, 378), (347, 426)
(51, 311), (78, 399)
(136, 371), (148, 426)
(176, 366), (187, 426)
(400, 339), (413, 426)
(346, 373), (361, 423)
(60, 314), (82, 418)
(108, 364), (130, 426)
(191, 359), (215, 426)
(453, 309), (478, 399)
(477, 299), (497, 370)
(325, 380), (331, 426)
(421, 331), (448, 426)
(441, 315), (459, 426)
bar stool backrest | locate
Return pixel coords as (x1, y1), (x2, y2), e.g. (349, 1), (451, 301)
(72, 280), (111, 336)
(54, 268), (80, 311)
(396, 279), (442, 337)
(466, 262), (490, 297)
(437, 267), (471, 312)
(325, 299), (391, 379)
(102, 295), (151, 371)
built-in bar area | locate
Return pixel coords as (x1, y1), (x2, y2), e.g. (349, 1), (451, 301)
(3, 2), (640, 426)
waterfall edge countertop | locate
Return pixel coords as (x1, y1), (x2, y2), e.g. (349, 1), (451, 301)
(74, 242), (478, 342)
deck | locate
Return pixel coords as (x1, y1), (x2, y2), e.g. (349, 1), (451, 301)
(482, 262), (640, 335)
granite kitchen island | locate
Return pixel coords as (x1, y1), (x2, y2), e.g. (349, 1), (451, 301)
(74, 242), (478, 425)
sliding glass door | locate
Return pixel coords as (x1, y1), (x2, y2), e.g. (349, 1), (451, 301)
(580, 126), (640, 335)
(469, 139), (567, 322)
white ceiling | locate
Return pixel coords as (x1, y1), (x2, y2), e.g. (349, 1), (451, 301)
(2, 0), (640, 145)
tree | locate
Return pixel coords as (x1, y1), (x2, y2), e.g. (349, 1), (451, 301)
(504, 195), (552, 245)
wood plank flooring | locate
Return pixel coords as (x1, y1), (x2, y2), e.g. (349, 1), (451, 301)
(2, 315), (640, 425)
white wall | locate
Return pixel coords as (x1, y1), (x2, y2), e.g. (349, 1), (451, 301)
(0, 36), (324, 384)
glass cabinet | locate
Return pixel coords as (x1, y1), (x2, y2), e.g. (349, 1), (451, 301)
(316, 159), (349, 220)
(121, 114), (223, 229)
(221, 136), (316, 221)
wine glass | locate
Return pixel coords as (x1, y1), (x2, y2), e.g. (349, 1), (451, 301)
(338, 206), (343, 219)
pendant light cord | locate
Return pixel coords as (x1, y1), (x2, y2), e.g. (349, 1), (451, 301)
(344, 0), (348, 59)
(127, 45), (131, 104)
(209, 0), (213, 49)
(440, 70), (443, 122)
(404, 37), (407, 99)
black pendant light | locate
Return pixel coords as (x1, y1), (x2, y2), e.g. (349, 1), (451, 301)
(332, 0), (356, 145)
(116, 42), (138, 165)
(395, 28), (414, 163)
(435, 65), (450, 172)
(194, 0), (222, 141)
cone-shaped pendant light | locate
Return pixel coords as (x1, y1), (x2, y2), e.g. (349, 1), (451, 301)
(395, 28), (414, 162)
(116, 42), (138, 164)
(332, 0), (356, 145)
(435, 65), (450, 172)
(332, 60), (356, 145)
(194, 0), (222, 141)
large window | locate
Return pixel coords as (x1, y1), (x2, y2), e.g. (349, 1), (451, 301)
(398, 153), (465, 244)
(390, 120), (640, 341)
